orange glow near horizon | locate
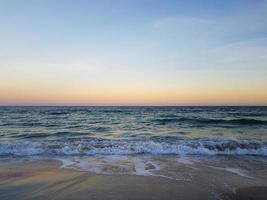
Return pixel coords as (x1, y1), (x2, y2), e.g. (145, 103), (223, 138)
(1, 82), (267, 106)
(1, 1), (267, 106)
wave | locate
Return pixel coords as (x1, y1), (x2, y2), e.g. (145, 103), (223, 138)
(44, 111), (69, 115)
(0, 138), (266, 156)
(200, 118), (267, 125)
(153, 117), (267, 126)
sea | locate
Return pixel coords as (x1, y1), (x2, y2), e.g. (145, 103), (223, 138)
(1, 106), (267, 180)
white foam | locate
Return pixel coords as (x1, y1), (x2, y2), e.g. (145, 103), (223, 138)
(177, 156), (194, 165)
(0, 139), (267, 156)
(132, 158), (160, 176)
(207, 165), (253, 179)
(56, 158), (76, 168)
(224, 168), (252, 178)
(55, 155), (196, 182)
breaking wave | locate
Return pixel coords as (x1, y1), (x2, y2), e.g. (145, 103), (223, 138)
(0, 138), (266, 156)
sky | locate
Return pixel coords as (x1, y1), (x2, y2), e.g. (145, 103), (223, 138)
(1, 0), (267, 106)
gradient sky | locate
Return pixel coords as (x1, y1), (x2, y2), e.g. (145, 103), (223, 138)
(1, 0), (267, 106)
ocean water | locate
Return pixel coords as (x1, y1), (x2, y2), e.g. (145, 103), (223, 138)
(0, 106), (267, 179)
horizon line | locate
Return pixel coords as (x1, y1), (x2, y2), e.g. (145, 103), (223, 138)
(0, 104), (267, 107)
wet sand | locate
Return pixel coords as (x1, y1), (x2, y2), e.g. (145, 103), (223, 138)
(0, 158), (267, 200)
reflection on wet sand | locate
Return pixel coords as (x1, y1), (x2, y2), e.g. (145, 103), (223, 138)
(0, 158), (266, 200)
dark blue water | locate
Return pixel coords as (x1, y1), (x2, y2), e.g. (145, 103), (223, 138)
(0, 106), (267, 156)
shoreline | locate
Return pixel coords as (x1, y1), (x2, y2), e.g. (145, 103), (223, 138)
(0, 157), (267, 200)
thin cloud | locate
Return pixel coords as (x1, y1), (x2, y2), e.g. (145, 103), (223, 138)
(153, 1), (267, 38)
(154, 16), (213, 29)
(208, 38), (267, 69)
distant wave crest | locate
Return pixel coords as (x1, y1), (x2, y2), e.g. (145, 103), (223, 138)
(153, 117), (267, 125)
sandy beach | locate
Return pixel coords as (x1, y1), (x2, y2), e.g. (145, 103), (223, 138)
(1, 0), (267, 198)
(0, 158), (266, 200)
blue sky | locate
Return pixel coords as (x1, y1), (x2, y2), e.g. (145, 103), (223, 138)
(1, 0), (267, 105)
